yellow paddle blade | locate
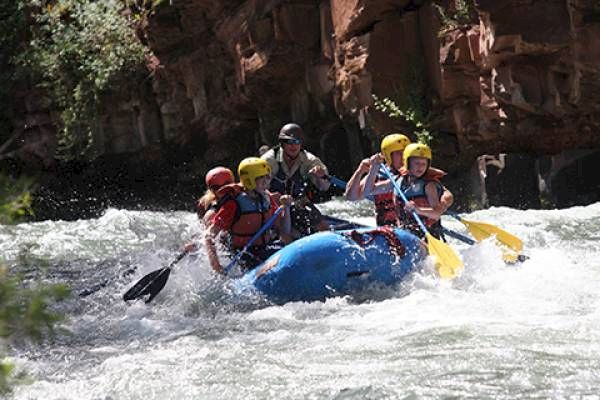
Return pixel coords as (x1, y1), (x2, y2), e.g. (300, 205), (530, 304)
(426, 233), (464, 279)
(460, 218), (524, 253)
(501, 249), (519, 263)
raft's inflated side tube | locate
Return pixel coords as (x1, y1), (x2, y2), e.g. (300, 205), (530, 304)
(236, 228), (426, 303)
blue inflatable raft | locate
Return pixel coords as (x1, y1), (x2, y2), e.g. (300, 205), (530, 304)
(236, 227), (427, 303)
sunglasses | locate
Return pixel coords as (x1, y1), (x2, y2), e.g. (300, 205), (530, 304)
(282, 138), (302, 145)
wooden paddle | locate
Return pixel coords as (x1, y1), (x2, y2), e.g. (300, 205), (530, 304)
(379, 165), (464, 279)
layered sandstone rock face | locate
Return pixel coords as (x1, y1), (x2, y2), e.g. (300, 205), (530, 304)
(13, 0), (600, 168)
(9, 64), (164, 169)
(140, 0), (600, 166)
(140, 1), (344, 167)
(137, 0), (445, 171)
(8, 0), (600, 214)
(438, 0), (600, 156)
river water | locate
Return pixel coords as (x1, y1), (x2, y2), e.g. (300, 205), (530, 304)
(2, 199), (600, 399)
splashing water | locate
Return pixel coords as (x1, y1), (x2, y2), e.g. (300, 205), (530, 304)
(3, 200), (600, 399)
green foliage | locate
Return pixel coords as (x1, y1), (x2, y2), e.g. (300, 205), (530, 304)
(17, 0), (147, 160)
(434, 0), (476, 34)
(0, 268), (70, 341)
(373, 58), (433, 144)
(0, 174), (70, 394)
(372, 58), (434, 145)
(0, 268), (70, 394)
(0, 175), (34, 224)
(0, 2), (28, 142)
(122, 0), (168, 19)
(373, 95), (433, 145)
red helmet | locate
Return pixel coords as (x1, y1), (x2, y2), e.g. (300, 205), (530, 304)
(205, 167), (234, 189)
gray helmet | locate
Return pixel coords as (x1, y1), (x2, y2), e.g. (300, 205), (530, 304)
(278, 123), (304, 141)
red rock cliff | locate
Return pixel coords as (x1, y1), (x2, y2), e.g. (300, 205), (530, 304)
(6, 0), (600, 213)
(138, 0), (600, 164)
(438, 0), (600, 156)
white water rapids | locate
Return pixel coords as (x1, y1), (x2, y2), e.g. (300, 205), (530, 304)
(2, 199), (600, 399)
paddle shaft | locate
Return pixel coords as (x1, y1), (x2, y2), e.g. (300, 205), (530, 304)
(121, 247), (191, 302)
(445, 210), (463, 222)
(136, 248), (188, 293)
(378, 165), (429, 234)
(223, 205), (285, 275)
(327, 171), (427, 225)
(141, 248), (189, 286)
(380, 164), (465, 278)
(325, 175), (349, 190)
(168, 249), (190, 268)
(81, 251), (187, 298)
(441, 227), (475, 245)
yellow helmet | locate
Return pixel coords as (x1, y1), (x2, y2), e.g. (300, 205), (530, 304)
(380, 134), (411, 165)
(238, 157), (272, 190)
(403, 142), (432, 168)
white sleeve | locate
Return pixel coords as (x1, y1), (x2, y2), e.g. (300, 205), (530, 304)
(261, 149), (279, 176)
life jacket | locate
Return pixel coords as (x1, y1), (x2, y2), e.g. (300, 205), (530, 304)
(394, 170), (443, 231)
(217, 183), (274, 249)
(373, 169), (400, 226)
(269, 147), (315, 199)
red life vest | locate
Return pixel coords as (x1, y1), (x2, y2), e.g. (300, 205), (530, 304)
(217, 183), (274, 249)
(373, 169), (400, 226)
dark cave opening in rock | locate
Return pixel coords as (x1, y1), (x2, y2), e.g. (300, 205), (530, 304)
(483, 154), (541, 209)
(551, 150), (600, 208)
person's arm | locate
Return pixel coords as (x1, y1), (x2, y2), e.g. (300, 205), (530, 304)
(309, 166), (331, 191)
(344, 158), (370, 200)
(405, 182), (443, 220)
(183, 208), (216, 252)
(304, 153), (331, 191)
(363, 154), (393, 197)
(203, 200), (237, 274)
(275, 195), (293, 243)
(439, 186), (454, 212)
(204, 223), (224, 274)
(202, 209), (216, 226)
